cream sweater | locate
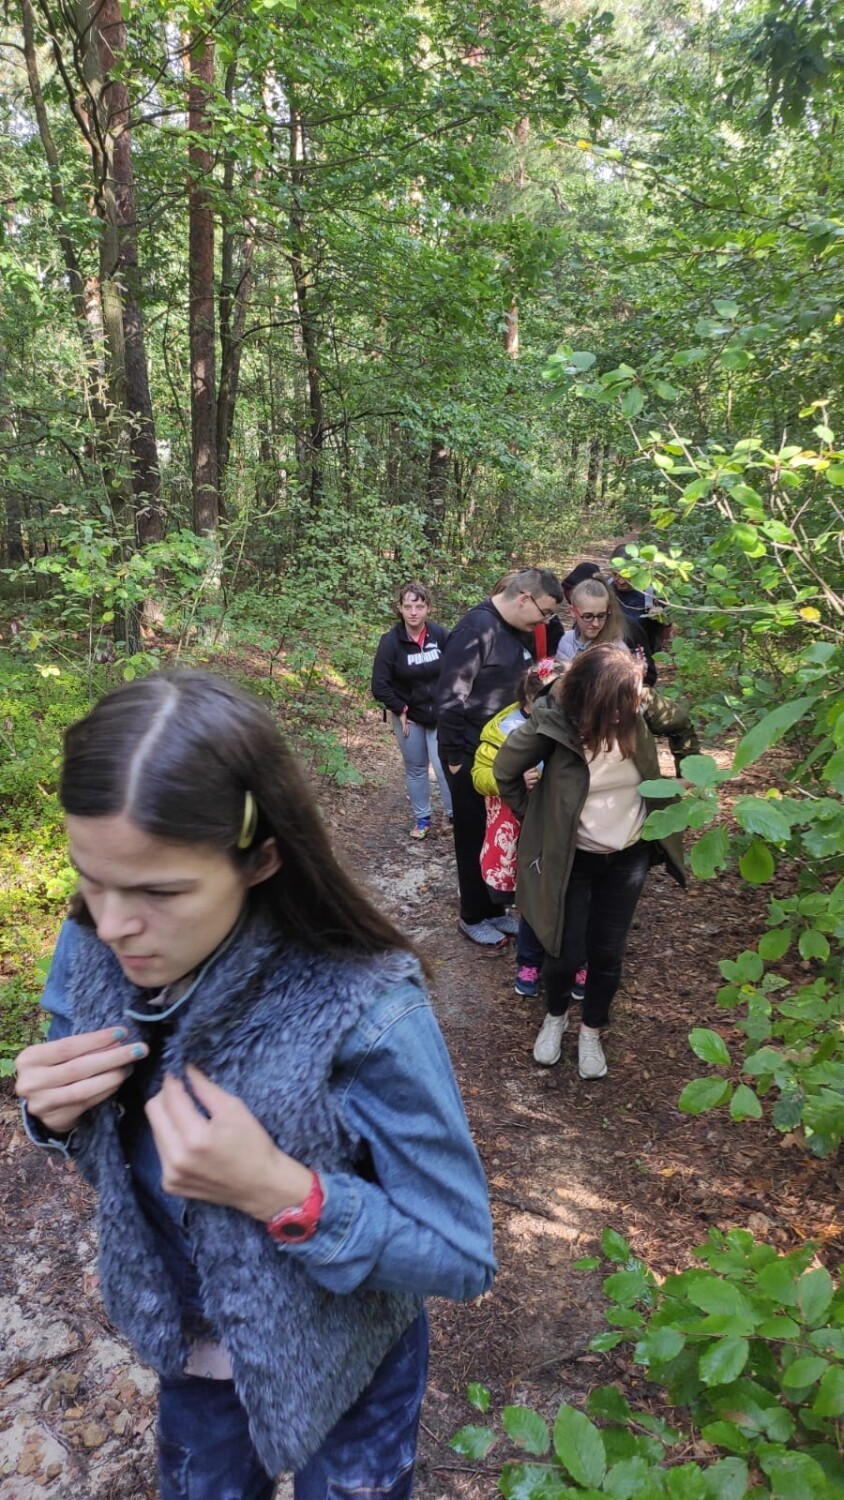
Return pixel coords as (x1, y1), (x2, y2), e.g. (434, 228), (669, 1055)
(576, 743), (646, 853)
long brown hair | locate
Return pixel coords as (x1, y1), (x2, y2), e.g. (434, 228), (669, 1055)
(61, 670), (415, 961)
(555, 645), (642, 759)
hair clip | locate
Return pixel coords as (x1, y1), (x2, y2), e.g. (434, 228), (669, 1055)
(535, 657), (559, 680)
(237, 790), (258, 849)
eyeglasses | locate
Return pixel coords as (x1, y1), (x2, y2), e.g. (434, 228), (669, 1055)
(528, 594), (559, 622)
(574, 610), (608, 623)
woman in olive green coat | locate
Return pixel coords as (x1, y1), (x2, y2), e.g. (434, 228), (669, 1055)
(493, 645), (699, 1080)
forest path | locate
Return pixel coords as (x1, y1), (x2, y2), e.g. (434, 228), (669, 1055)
(1, 703), (841, 1500)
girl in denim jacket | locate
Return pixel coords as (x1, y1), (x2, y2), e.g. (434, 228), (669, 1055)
(15, 670), (495, 1500)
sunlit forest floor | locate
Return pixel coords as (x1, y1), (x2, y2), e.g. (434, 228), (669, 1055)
(1, 669), (840, 1499)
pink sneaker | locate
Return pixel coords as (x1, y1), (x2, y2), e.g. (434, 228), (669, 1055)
(514, 965), (541, 998)
(571, 967), (587, 1001)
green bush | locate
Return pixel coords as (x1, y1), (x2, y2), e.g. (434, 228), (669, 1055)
(564, 423), (844, 1159)
(454, 1226), (844, 1497)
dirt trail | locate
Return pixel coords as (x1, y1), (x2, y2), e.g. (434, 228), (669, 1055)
(1, 713), (840, 1499)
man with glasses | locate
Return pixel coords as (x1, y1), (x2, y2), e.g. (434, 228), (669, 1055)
(436, 568), (563, 951)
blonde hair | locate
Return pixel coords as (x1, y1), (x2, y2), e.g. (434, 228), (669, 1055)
(570, 577), (626, 647)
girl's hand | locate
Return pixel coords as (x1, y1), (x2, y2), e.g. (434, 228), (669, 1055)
(399, 710), (410, 738)
(523, 768), (541, 790)
(145, 1066), (313, 1221)
(14, 1028), (149, 1134)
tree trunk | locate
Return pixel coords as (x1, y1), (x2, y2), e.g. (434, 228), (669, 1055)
(97, 0), (162, 546)
(568, 439), (580, 486)
(0, 413), (25, 564)
(502, 117), (529, 358)
(425, 432), (450, 542)
(289, 104), (324, 510)
(22, 0), (107, 435)
(188, 33), (218, 536)
(385, 420), (402, 501)
(600, 440), (612, 502)
(73, 0), (162, 649)
(217, 51), (260, 497)
(31, 0), (162, 567)
(585, 435), (601, 508)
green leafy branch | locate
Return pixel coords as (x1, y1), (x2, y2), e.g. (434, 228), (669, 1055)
(638, 688), (842, 1156)
(453, 1226), (844, 1497)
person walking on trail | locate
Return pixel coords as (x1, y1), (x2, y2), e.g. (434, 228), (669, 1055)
(557, 573), (658, 686)
(472, 651), (586, 1007)
(14, 670), (495, 1500)
(493, 645), (699, 1080)
(436, 567), (564, 952)
(371, 580), (453, 840)
(560, 560), (601, 604)
(609, 542), (670, 663)
(471, 658), (563, 997)
(555, 575), (628, 663)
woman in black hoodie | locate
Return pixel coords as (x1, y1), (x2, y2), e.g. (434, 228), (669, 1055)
(371, 581), (452, 839)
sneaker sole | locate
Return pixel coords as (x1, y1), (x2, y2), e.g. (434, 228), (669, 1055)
(514, 984), (540, 997)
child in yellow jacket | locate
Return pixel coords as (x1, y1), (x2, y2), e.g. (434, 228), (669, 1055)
(472, 660), (569, 997)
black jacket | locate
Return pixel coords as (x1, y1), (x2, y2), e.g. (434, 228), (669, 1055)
(435, 600), (534, 766)
(611, 582), (669, 665)
(371, 621), (450, 727)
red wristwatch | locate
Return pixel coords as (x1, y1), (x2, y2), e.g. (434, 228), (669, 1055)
(265, 1172), (324, 1244)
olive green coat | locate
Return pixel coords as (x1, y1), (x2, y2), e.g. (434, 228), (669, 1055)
(493, 684), (699, 957)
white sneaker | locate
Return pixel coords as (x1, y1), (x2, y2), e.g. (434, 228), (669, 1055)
(578, 1027), (607, 1079)
(533, 1012), (569, 1066)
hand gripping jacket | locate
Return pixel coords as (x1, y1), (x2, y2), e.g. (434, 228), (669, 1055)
(63, 920), (421, 1475)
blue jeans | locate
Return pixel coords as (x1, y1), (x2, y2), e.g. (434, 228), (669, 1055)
(544, 841), (651, 1028)
(516, 916), (544, 970)
(392, 718), (452, 821)
(157, 1311), (429, 1500)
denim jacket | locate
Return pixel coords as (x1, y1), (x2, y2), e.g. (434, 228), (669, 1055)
(30, 919), (496, 1303)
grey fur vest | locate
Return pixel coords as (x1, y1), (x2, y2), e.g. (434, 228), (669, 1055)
(65, 919), (422, 1475)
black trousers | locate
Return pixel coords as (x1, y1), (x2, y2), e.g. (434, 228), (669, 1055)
(544, 841), (651, 1028)
(443, 761), (499, 925)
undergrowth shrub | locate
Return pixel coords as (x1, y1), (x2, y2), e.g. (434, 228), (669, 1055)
(454, 1226), (844, 1497)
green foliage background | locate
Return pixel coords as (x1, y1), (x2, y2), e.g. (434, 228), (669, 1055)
(0, 0), (841, 1482)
